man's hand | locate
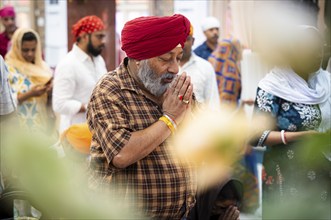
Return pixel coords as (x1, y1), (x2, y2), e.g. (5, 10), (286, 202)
(162, 72), (193, 124)
(221, 206), (240, 220)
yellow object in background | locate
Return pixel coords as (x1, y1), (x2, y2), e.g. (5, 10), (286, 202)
(61, 123), (92, 155)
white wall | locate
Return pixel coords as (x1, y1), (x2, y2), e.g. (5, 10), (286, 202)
(45, 0), (68, 69)
(174, 0), (209, 49)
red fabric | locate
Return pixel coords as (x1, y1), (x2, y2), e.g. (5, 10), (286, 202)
(0, 5), (15, 18)
(0, 32), (10, 58)
(121, 14), (191, 60)
(72, 15), (105, 41)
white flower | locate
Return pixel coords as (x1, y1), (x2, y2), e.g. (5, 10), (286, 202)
(307, 170), (316, 181)
(287, 150), (294, 159)
(293, 104), (321, 129)
(257, 90), (273, 112)
(320, 191), (328, 201)
(282, 102), (290, 111)
(288, 124), (297, 131)
(290, 187), (298, 196)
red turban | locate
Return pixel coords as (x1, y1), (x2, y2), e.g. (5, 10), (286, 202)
(0, 5), (15, 18)
(121, 14), (191, 60)
(72, 15), (105, 41)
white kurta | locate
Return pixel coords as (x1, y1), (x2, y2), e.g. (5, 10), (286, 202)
(53, 44), (107, 132)
(179, 53), (220, 110)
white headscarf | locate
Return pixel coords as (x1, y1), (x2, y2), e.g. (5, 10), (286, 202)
(259, 67), (331, 132)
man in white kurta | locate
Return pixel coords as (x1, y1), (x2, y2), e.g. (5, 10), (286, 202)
(180, 28), (220, 110)
(53, 16), (107, 132)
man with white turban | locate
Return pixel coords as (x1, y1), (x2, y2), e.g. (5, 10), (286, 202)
(194, 16), (220, 60)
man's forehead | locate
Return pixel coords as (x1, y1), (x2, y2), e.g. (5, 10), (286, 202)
(1, 16), (15, 19)
(161, 47), (183, 56)
(93, 30), (105, 35)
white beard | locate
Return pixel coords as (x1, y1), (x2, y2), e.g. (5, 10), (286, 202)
(137, 60), (174, 97)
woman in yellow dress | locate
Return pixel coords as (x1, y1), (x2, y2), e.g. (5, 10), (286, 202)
(5, 28), (54, 133)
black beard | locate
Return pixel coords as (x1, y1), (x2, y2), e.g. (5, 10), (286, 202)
(87, 35), (102, 56)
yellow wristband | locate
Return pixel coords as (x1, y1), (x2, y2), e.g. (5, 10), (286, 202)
(159, 116), (176, 134)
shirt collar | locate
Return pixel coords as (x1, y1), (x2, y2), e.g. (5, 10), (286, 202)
(72, 44), (91, 62)
(181, 52), (197, 69)
(203, 41), (213, 52)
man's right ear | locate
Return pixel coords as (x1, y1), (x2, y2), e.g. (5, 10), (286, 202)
(134, 59), (140, 68)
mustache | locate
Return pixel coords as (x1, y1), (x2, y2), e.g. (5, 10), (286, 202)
(161, 73), (175, 80)
(99, 44), (105, 48)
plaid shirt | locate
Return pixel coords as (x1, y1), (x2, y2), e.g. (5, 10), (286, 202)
(87, 58), (196, 219)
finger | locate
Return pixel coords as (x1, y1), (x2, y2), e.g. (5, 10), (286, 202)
(229, 207), (238, 219)
(163, 89), (170, 99)
(169, 77), (178, 94)
(233, 210), (240, 219)
(225, 206), (235, 219)
(173, 72), (186, 95)
(171, 74), (180, 89)
(178, 75), (190, 98)
(183, 84), (193, 103)
(223, 207), (232, 218)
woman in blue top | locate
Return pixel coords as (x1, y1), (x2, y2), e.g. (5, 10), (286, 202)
(254, 26), (330, 219)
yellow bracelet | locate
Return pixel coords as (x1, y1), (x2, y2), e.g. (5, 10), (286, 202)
(159, 116), (176, 134)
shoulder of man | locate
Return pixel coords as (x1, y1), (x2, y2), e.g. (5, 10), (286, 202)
(194, 54), (215, 75)
(54, 50), (81, 74)
(91, 69), (122, 98)
(193, 43), (204, 53)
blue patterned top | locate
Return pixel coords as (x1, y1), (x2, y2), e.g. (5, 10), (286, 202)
(255, 87), (321, 132)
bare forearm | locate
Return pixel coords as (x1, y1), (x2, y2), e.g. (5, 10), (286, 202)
(112, 120), (171, 168)
(17, 92), (33, 104)
(264, 130), (314, 146)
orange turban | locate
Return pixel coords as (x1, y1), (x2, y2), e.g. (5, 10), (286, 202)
(61, 123), (92, 155)
(72, 15), (105, 41)
(121, 14), (191, 60)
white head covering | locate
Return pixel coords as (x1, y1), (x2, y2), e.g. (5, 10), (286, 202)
(259, 67), (331, 132)
(201, 17), (220, 31)
(327, 57), (331, 73)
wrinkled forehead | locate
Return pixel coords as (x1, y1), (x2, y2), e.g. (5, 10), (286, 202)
(159, 45), (183, 57)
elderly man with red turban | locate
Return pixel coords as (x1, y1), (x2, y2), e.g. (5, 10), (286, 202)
(53, 15), (107, 133)
(87, 14), (196, 219)
(0, 5), (17, 57)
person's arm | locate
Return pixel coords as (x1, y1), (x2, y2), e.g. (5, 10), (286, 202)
(52, 65), (84, 115)
(112, 120), (171, 168)
(0, 57), (16, 116)
(263, 130), (316, 146)
(113, 73), (193, 168)
(17, 85), (47, 104)
(252, 88), (317, 147)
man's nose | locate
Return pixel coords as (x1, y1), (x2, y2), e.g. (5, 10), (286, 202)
(168, 61), (179, 74)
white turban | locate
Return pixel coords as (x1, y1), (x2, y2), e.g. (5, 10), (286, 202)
(201, 17), (220, 31)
